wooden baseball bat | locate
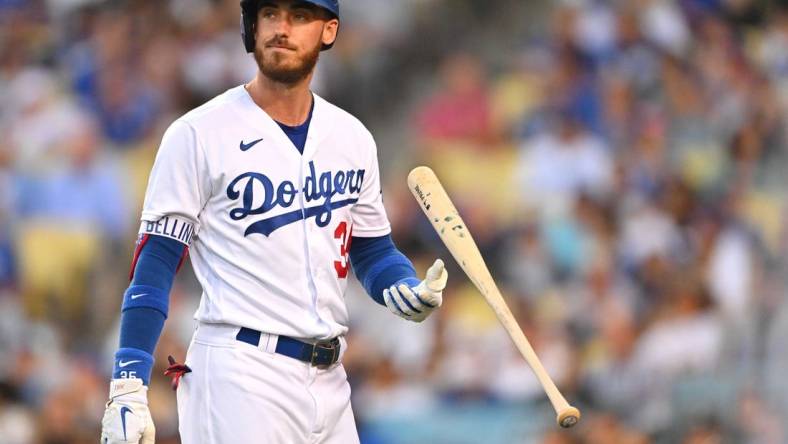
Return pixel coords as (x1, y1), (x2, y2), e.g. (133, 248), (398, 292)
(407, 166), (580, 428)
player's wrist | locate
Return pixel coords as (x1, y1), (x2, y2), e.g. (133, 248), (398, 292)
(394, 277), (421, 289)
(112, 348), (155, 385)
(109, 377), (148, 400)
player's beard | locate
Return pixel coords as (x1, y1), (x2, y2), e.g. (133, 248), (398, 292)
(255, 37), (321, 85)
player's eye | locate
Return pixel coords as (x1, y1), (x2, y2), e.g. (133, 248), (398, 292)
(260, 8), (278, 20)
(291, 8), (312, 22)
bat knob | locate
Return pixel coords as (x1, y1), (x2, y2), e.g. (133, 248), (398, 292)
(557, 406), (581, 428)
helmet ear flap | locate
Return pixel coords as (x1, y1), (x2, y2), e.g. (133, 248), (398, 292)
(240, 1), (256, 53)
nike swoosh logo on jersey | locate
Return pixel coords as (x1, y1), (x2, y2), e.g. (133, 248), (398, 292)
(120, 406), (132, 440)
(130, 293), (147, 299)
(240, 138), (264, 151)
(118, 360), (142, 368)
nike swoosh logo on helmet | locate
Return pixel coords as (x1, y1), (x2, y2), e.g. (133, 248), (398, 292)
(120, 406), (132, 440)
(240, 138), (264, 151)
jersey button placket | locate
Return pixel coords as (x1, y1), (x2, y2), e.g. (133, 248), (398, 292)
(299, 154), (328, 336)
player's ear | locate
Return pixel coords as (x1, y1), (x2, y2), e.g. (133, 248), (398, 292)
(321, 18), (338, 47)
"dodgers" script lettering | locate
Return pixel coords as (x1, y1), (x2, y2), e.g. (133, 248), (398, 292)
(226, 161), (365, 236)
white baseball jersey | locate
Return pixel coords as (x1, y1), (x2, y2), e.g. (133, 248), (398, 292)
(139, 85), (391, 340)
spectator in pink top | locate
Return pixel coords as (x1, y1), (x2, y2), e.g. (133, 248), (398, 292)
(415, 52), (494, 146)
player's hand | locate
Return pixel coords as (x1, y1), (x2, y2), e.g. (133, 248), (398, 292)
(100, 378), (155, 444)
(384, 259), (448, 322)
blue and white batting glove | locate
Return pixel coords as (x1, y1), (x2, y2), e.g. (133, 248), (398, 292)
(100, 379), (155, 444)
(384, 259), (448, 322)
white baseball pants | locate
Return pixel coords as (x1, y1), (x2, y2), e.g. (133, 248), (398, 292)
(176, 323), (359, 444)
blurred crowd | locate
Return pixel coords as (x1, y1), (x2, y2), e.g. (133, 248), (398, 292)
(1, 0), (788, 443)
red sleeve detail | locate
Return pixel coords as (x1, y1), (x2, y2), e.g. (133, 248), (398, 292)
(128, 234), (151, 281)
(175, 247), (190, 274)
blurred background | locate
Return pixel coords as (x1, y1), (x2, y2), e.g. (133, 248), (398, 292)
(1, 0), (788, 443)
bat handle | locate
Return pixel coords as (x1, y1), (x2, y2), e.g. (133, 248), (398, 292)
(497, 301), (581, 428)
(537, 368), (580, 427)
(537, 365), (581, 428)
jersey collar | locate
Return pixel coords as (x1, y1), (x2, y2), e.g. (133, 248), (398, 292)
(235, 85), (334, 159)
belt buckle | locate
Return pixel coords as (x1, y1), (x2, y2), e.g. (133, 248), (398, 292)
(310, 338), (339, 369)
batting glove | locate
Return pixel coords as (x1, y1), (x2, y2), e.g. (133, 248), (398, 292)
(384, 259), (448, 322)
(101, 378), (155, 444)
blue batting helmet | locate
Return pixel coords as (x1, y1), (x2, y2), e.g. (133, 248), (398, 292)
(240, 0), (340, 53)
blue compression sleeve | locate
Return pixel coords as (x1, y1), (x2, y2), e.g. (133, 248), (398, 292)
(113, 234), (185, 384)
(349, 234), (420, 305)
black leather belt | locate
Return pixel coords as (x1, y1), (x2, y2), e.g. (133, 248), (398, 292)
(235, 327), (340, 368)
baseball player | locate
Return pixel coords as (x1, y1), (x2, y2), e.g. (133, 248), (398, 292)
(100, 1), (448, 443)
